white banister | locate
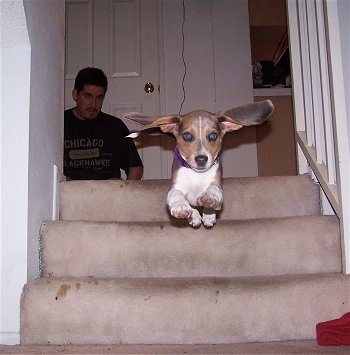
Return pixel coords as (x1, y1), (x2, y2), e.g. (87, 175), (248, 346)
(315, 0), (336, 184)
(287, 0), (350, 274)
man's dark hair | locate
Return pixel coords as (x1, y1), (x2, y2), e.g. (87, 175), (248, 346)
(74, 67), (108, 93)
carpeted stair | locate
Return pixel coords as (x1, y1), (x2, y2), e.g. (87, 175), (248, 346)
(20, 175), (350, 345)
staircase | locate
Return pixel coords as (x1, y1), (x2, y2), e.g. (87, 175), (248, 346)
(20, 175), (350, 345)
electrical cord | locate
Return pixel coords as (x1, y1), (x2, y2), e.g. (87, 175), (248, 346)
(179, 0), (187, 115)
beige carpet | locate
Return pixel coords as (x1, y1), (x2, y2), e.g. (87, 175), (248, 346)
(2, 341), (350, 354)
(19, 175), (350, 347)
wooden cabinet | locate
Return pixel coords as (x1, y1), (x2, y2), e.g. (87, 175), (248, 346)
(255, 90), (297, 176)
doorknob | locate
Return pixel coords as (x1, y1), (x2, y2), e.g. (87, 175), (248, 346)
(144, 82), (155, 93)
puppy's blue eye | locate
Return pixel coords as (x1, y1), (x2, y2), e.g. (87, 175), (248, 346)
(183, 132), (193, 142)
(208, 132), (218, 142)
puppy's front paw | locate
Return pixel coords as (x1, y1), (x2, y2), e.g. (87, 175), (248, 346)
(168, 189), (193, 219)
(197, 185), (223, 210)
(170, 202), (193, 219)
(197, 192), (221, 209)
(202, 213), (216, 228)
(188, 209), (202, 228)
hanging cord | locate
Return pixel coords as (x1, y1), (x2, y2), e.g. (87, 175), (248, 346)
(179, 0), (187, 115)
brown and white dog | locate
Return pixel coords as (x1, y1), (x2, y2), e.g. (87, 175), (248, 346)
(124, 100), (274, 228)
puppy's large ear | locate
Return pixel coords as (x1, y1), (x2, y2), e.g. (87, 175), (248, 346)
(216, 117), (244, 134)
(217, 100), (274, 127)
(123, 112), (180, 136)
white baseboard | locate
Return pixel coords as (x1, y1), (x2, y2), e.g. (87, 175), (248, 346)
(52, 164), (60, 221)
(0, 332), (20, 345)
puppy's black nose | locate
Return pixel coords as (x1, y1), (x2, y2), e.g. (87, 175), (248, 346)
(195, 155), (208, 166)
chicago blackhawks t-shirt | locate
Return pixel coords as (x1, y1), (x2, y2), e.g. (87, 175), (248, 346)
(64, 109), (142, 180)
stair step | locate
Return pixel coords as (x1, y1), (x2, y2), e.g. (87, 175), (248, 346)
(4, 341), (350, 354)
(59, 175), (321, 222)
(20, 273), (350, 345)
(22, 173), (346, 347)
(40, 215), (341, 278)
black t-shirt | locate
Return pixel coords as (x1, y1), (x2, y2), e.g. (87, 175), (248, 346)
(64, 109), (143, 180)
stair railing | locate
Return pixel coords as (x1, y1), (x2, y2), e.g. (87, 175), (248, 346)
(287, 0), (350, 274)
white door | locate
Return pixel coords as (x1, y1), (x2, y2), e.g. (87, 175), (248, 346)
(65, 0), (168, 179)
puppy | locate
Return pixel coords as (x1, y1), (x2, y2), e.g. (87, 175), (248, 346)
(125, 100), (274, 227)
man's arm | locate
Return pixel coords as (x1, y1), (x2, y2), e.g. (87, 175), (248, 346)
(127, 166), (143, 180)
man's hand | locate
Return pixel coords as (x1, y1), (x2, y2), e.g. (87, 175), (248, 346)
(127, 166), (143, 180)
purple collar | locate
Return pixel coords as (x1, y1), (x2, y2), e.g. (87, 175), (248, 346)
(174, 148), (220, 169)
(174, 148), (191, 168)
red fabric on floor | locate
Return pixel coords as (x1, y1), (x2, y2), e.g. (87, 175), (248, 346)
(316, 312), (350, 345)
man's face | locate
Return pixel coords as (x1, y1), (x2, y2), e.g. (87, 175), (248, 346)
(72, 85), (106, 120)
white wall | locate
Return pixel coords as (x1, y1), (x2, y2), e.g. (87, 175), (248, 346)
(23, 0), (65, 281)
(337, 0), (350, 273)
(1, 1), (30, 344)
(161, 0), (257, 177)
(0, 0), (65, 344)
(338, 0), (350, 143)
